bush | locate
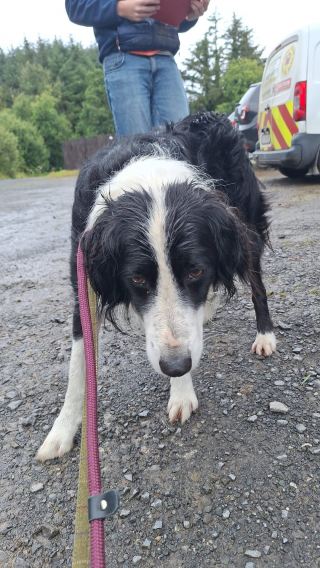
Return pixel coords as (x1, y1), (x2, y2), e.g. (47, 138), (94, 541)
(31, 92), (72, 170)
(0, 109), (50, 173)
(0, 126), (20, 177)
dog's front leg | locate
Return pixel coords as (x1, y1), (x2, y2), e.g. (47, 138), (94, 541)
(36, 338), (85, 461)
(167, 373), (198, 424)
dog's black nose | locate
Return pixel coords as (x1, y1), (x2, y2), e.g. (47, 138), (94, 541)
(159, 356), (192, 377)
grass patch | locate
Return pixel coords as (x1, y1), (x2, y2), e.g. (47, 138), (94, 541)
(0, 169), (79, 181)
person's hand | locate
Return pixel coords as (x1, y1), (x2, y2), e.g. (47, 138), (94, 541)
(117, 0), (160, 21)
(186, 0), (209, 21)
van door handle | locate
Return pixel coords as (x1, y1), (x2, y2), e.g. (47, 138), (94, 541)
(265, 105), (270, 111)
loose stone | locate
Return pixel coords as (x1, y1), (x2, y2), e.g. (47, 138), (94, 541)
(270, 401), (289, 414)
(296, 424), (306, 433)
(245, 550), (261, 558)
(247, 415), (257, 422)
(153, 520), (162, 530)
(30, 482), (44, 493)
(119, 509), (131, 518)
(132, 556), (142, 565)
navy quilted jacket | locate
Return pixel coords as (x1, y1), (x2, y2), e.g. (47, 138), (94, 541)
(66, 0), (197, 62)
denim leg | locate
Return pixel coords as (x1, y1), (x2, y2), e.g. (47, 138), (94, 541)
(103, 53), (153, 137)
(151, 55), (189, 127)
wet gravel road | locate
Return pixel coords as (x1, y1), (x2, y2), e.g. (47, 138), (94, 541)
(0, 171), (320, 568)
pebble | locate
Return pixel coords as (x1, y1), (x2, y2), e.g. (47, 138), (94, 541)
(272, 531), (278, 538)
(277, 420), (288, 426)
(41, 524), (60, 539)
(132, 556), (142, 565)
(140, 492), (150, 503)
(153, 520), (162, 530)
(281, 510), (289, 519)
(183, 520), (190, 529)
(142, 538), (151, 549)
(245, 550), (261, 558)
(245, 563), (255, 568)
(138, 410), (149, 418)
(203, 513), (212, 524)
(296, 423), (306, 433)
(124, 474), (133, 482)
(270, 401), (289, 414)
(274, 380), (285, 386)
(222, 509), (230, 519)
(8, 400), (23, 410)
(151, 499), (162, 509)
(30, 482), (44, 493)
(6, 391), (18, 399)
(247, 415), (257, 422)
(263, 545), (271, 555)
(15, 559), (30, 568)
(119, 509), (131, 518)
(309, 447), (320, 454)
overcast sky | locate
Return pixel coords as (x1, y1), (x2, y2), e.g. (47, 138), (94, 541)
(1, 0), (319, 66)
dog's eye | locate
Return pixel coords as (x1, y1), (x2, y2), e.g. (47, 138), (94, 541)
(131, 277), (146, 285)
(189, 269), (204, 279)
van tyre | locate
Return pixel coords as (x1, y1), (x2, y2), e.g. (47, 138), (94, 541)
(279, 166), (308, 178)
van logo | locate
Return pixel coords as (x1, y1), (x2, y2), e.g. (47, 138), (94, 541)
(281, 45), (295, 77)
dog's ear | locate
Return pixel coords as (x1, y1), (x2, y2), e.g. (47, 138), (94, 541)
(80, 211), (127, 318)
(203, 196), (251, 298)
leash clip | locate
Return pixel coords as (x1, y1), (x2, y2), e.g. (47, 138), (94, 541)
(88, 489), (120, 522)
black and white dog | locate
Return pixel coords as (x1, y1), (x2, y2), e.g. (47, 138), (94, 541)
(37, 112), (276, 461)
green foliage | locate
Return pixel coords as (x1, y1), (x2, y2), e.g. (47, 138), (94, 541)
(76, 67), (115, 137)
(19, 62), (52, 97)
(216, 58), (264, 115)
(31, 92), (72, 170)
(223, 13), (265, 65)
(0, 126), (20, 177)
(183, 10), (223, 112)
(12, 94), (33, 121)
(183, 11), (264, 113)
(0, 109), (50, 172)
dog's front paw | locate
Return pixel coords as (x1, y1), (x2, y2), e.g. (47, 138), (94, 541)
(167, 391), (198, 424)
(36, 415), (80, 461)
(252, 332), (276, 356)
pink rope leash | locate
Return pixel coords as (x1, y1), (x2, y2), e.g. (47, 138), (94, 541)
(77, 240), (119, 568)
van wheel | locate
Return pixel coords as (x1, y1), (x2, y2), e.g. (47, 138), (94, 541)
(279, 166), (308, 178)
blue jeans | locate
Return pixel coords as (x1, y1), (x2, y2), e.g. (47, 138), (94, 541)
(103, 52), (189, 137)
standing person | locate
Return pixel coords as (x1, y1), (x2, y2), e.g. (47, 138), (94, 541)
(66, 0), (209, 136)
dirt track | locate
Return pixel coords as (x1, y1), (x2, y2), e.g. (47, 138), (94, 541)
(0, 171), (320, 568)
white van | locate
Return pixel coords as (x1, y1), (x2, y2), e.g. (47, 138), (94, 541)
(254, 24), (320, 178)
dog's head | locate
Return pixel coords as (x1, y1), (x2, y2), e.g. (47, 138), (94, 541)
(81, 181), (251, 377)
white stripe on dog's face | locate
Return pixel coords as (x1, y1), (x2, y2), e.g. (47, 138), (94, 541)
(143, 188), (204, 376)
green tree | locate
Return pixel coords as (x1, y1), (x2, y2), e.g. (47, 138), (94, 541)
(0, 126), (20, 177)
(223, 13), (264, 64)
(31, 92), (72, 169)
(216, 58), (263, 115)
(76, 67), (115, 137)
(182, 10), (224, 112)
(0, 109), (50, 172)
(19, 62), (51, 96)
(12, 93), (33, 121)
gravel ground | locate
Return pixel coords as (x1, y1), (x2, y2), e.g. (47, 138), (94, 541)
(0, 171), (320, 568)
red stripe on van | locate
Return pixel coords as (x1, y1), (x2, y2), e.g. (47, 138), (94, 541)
(271, 115), (288, 149)
(278, 104), (299, 136)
